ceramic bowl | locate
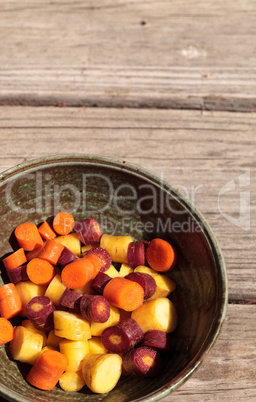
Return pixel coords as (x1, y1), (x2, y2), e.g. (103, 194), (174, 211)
(0, 154), (227, 402)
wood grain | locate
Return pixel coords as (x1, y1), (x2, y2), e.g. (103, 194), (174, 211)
(166, 304), (256, 402)
(0, 0), (255, 111)
(0, 106), (255, 302)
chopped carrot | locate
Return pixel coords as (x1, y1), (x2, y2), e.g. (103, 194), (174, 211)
(53, 212), (75, 236)
(61, 258), (94, 289)
(14, 222), (43, 251)
(38, 221), (56, 241)
(27, 349), (68, 390)
(26, 243), (44, 261)
(38, 240), (64, 265)
(0, 283), (23, 319)
(83, 254), (102, 278)
(26, 258), (55, 286)
(0, 317), (14, 344)
(3, 248), (27, 271)
(146, 238), (177, 272)
(103, 277), (144, 312)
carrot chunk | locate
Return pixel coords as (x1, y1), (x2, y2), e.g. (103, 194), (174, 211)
(83, 254), (102, 278)
(0, 317), (14, 344)
(27, 349), (68, 390)
(101, 318), (143, 353)
(123, 346), (163, 377)
(80, 294), (110, 323)
(0, 283), (23, 319)
(26, 258), (55, 286)
(61, 258), (94, 289)
(3, 248), (27, 271)
(14, 222), (43, 251)
(38, 239), (64, 265)
(103, 277), (144, 312)
(146, 238), (177, 272)
(53, 212), (75, 236)
(38, 221), (57, 241)
(26, 295), (55, 332)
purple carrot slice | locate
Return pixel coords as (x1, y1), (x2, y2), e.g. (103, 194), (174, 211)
(125, 272), (156, 299)
(59, 288), (83, 311)
(7, 264), (29, 283)
(127, 240), (149, 268)
(26, 296), (55, 332)
(101, 318), (144, 353)
(91, 272), (112, 294)
(122, 346), (164, 377)
(75, 218), (103, 245)
(141, 330), (171, 353)
(84, 247), (111, 272)
(58, 246), (78, 268)
(80, 294), (110, 323)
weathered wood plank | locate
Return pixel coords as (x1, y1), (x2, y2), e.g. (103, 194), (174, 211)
(0, 0), (256, 111)
(165, 304), (256, 401)
(0, 106), (255, 301)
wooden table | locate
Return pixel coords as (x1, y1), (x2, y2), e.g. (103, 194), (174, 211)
(0, 1), (255, 400)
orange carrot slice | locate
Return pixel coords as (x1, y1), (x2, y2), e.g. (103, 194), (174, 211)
(61, 258), (94, 289)
(38, 221), (56, 241)
(0, 283), (23, 319)
(83, 254), (102, 278)
(26, 243), (44, 261)
(53, 212), (75, 236)
(26, 258), (55, 286)
(38, 240), (64, 265)
(0, 317), (14, 344)
(14, 222), (43, 251)
(27, 349), (68, 390)
(146, 238), (177, 272)
(3, 248), (27, 271)
(103, 277), (144, 312)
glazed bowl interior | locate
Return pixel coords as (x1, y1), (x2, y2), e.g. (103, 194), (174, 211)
(0, 155), (227, 402)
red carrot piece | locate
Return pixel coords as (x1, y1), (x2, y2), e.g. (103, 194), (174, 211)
(0, 283), (23, 319)
(125, 272), (156, 300)
(59, 289), (83, 310)
(127, 240), (149, 268)
(75, 217), (103, 245)
(38, 239), (65, 265)
(26, 258), (55, 286)
(14, 222), (43, 251)
(122, 346), (163, 377)
(26, 296), (55, 332)
(27, 349), (68, 390)
(90, 272), (112, 294)
(57, 247), (78, 268)
(141, 330), (171, 353)
(146, 238), (177, 272)
(101, 318), (144, 353)
(84, 247), (111, 272)
(38, 221), (57, 240)
(103, 277), (144, 311)
(0, 317), (14, 344)
(53, 212), (75, 236)
(7, 264), (29, 283)
(80, 294), (110, 323)
(3, 248), (27, 271)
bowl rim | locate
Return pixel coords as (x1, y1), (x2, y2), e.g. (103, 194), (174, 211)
(0, 153), (228, 402)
